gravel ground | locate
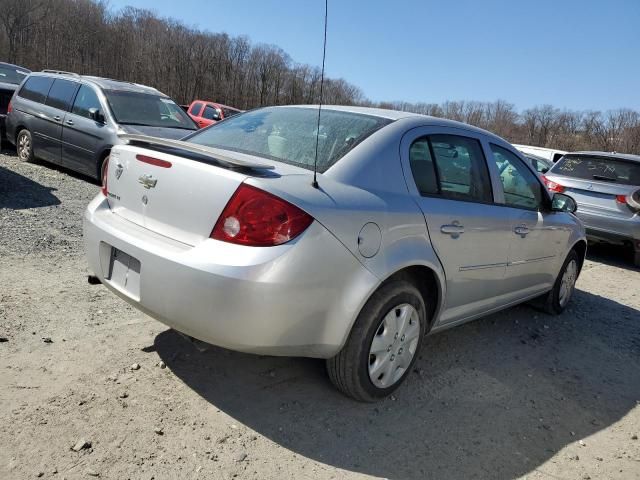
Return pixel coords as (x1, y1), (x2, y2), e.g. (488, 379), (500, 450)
(1, 148), (639, 480)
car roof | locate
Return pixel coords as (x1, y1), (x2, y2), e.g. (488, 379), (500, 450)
(286, 104), (506, 141)
(195, 100), (241, 111)
(28, 71), (165, 96)
(564, 151), (640, 163)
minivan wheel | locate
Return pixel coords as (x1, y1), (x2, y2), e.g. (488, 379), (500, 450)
(327, 279), (426, 402)
(17, 129), (34, 162)
(540, 250), (580, 315)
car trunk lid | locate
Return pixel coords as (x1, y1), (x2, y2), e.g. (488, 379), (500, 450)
(105, 140), (281, 246)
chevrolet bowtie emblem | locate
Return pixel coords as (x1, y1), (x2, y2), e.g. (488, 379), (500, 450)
(138, 174), (157, 189)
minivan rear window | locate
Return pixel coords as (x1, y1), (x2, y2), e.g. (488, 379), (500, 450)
(186, 107), (391, 172)
(551, 155), (640, 186)
(19, 76), (54, 104)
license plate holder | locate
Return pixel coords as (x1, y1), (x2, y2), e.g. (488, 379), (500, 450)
(108, 247), (141, 300)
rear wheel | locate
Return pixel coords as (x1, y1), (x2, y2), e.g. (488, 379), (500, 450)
(327, 279), (426, 402)
(99, 155), (110, 182)
(16, 129), (34, 162)
(540, 250), (580, 315)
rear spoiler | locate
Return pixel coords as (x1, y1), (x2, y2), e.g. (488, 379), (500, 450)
(117, 133), (275, 170)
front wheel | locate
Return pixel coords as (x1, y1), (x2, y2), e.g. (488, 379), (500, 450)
(540, 250), (580, 315)
(327, 279), (427, 402)
(16, 129), (34, 162)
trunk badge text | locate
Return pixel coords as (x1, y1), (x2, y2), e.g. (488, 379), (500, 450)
(114, 163), (124, 180)
(138, 174), (157, 189)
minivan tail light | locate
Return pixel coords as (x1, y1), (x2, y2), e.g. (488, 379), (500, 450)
(211, 184), (313, 246)
(615, 195), (627, 205)
(6, 101), (12, 114)
(101, 159), (109, 196)
(542, 175), (565, 193)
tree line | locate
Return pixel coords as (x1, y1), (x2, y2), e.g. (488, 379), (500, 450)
(1, 0), (638, 154)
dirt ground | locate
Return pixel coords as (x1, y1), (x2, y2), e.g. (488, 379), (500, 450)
(1, 148), (639, 480)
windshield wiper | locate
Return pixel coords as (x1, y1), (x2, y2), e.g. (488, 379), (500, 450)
(119, 122), (152, 127)
(593, 174), (617, 182)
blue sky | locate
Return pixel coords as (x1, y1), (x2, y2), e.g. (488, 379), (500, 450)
(108, 0), (640, 111)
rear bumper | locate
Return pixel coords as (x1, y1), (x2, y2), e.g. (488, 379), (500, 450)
(83, 195), (379, 358)
(577, 209), (640, 248)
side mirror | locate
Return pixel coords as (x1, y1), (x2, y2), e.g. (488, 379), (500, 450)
(540, 167), (549, 174)
(551, 193), (577, 213)
(89, 108), (105, 124)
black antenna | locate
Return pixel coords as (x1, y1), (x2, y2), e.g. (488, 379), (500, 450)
(312, 0), (328, 189)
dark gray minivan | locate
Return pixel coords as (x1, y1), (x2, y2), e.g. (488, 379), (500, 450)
(5, 70), (197, 179)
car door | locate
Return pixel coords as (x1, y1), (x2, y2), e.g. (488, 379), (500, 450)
(18, 76), (57, 162)
(488, 144), (569, 298)
(401, 127), (514, 324)
(40, 78), (79, 166)
(61, 84), (109, 176)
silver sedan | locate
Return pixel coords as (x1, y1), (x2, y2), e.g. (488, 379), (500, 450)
(83, 106), (586, 401)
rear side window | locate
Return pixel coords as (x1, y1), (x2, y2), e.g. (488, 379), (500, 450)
(552, 155), (640, 186)
(409, 134), (493, 203)
(190, 102), (204, 116)
(19, 76), (54, 104)
(71, 85), (102, 119)
(45, 79), (78, 111)
(491, 144), (544, 210)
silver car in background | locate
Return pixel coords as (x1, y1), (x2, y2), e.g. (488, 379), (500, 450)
(544, 152), (640, 266)
(84, 106), (586, 401)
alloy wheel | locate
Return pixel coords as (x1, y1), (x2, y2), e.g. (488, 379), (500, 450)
(18, 133), (30, 161)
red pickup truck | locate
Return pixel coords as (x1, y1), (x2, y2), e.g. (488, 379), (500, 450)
(185, 100), (242, 128)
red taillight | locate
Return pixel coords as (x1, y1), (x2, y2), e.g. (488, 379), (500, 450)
(7, 101), (12, 114)
(615, 194), (627, 205)
(101, 159), (109, 196)
(211, 184), (313, 246)
(136, 154), (172, 168)
(542, 175), (565, 193)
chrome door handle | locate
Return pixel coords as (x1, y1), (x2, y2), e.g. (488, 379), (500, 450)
(441, 223), (465, 237)
(66, 119), (74, 126)
(54, 115), (61, 121)
(514, 225), (530, 237)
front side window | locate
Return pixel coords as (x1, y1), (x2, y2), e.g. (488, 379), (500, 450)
(409, 134), (493, 203)
(491, 144), (543, 210)
(45, 79), (78, 111)
(202, 105), (220, 121)
(187, 107), (391, 172)
(19, 76), (54, 104)
(71, 85), (102, 119)
(104, 90), (197, 130)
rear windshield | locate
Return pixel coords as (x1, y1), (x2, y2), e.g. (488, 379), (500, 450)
(104, 90), (197, 130)
(551, 155), (640, 186)
(0, 64), (29, 85)
(186, 107), (391, 172)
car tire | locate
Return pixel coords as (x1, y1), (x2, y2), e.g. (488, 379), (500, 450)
(99, 155), (110, 183)
(540, 250), (580, 315)
(16, 129), (34, 162)
(327, 278), (427, 402)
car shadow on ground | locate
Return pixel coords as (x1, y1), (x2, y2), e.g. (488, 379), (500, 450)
(155, 289), (640, 480)
(587, 243), (639, 272)
(0, 164), (61, 210)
